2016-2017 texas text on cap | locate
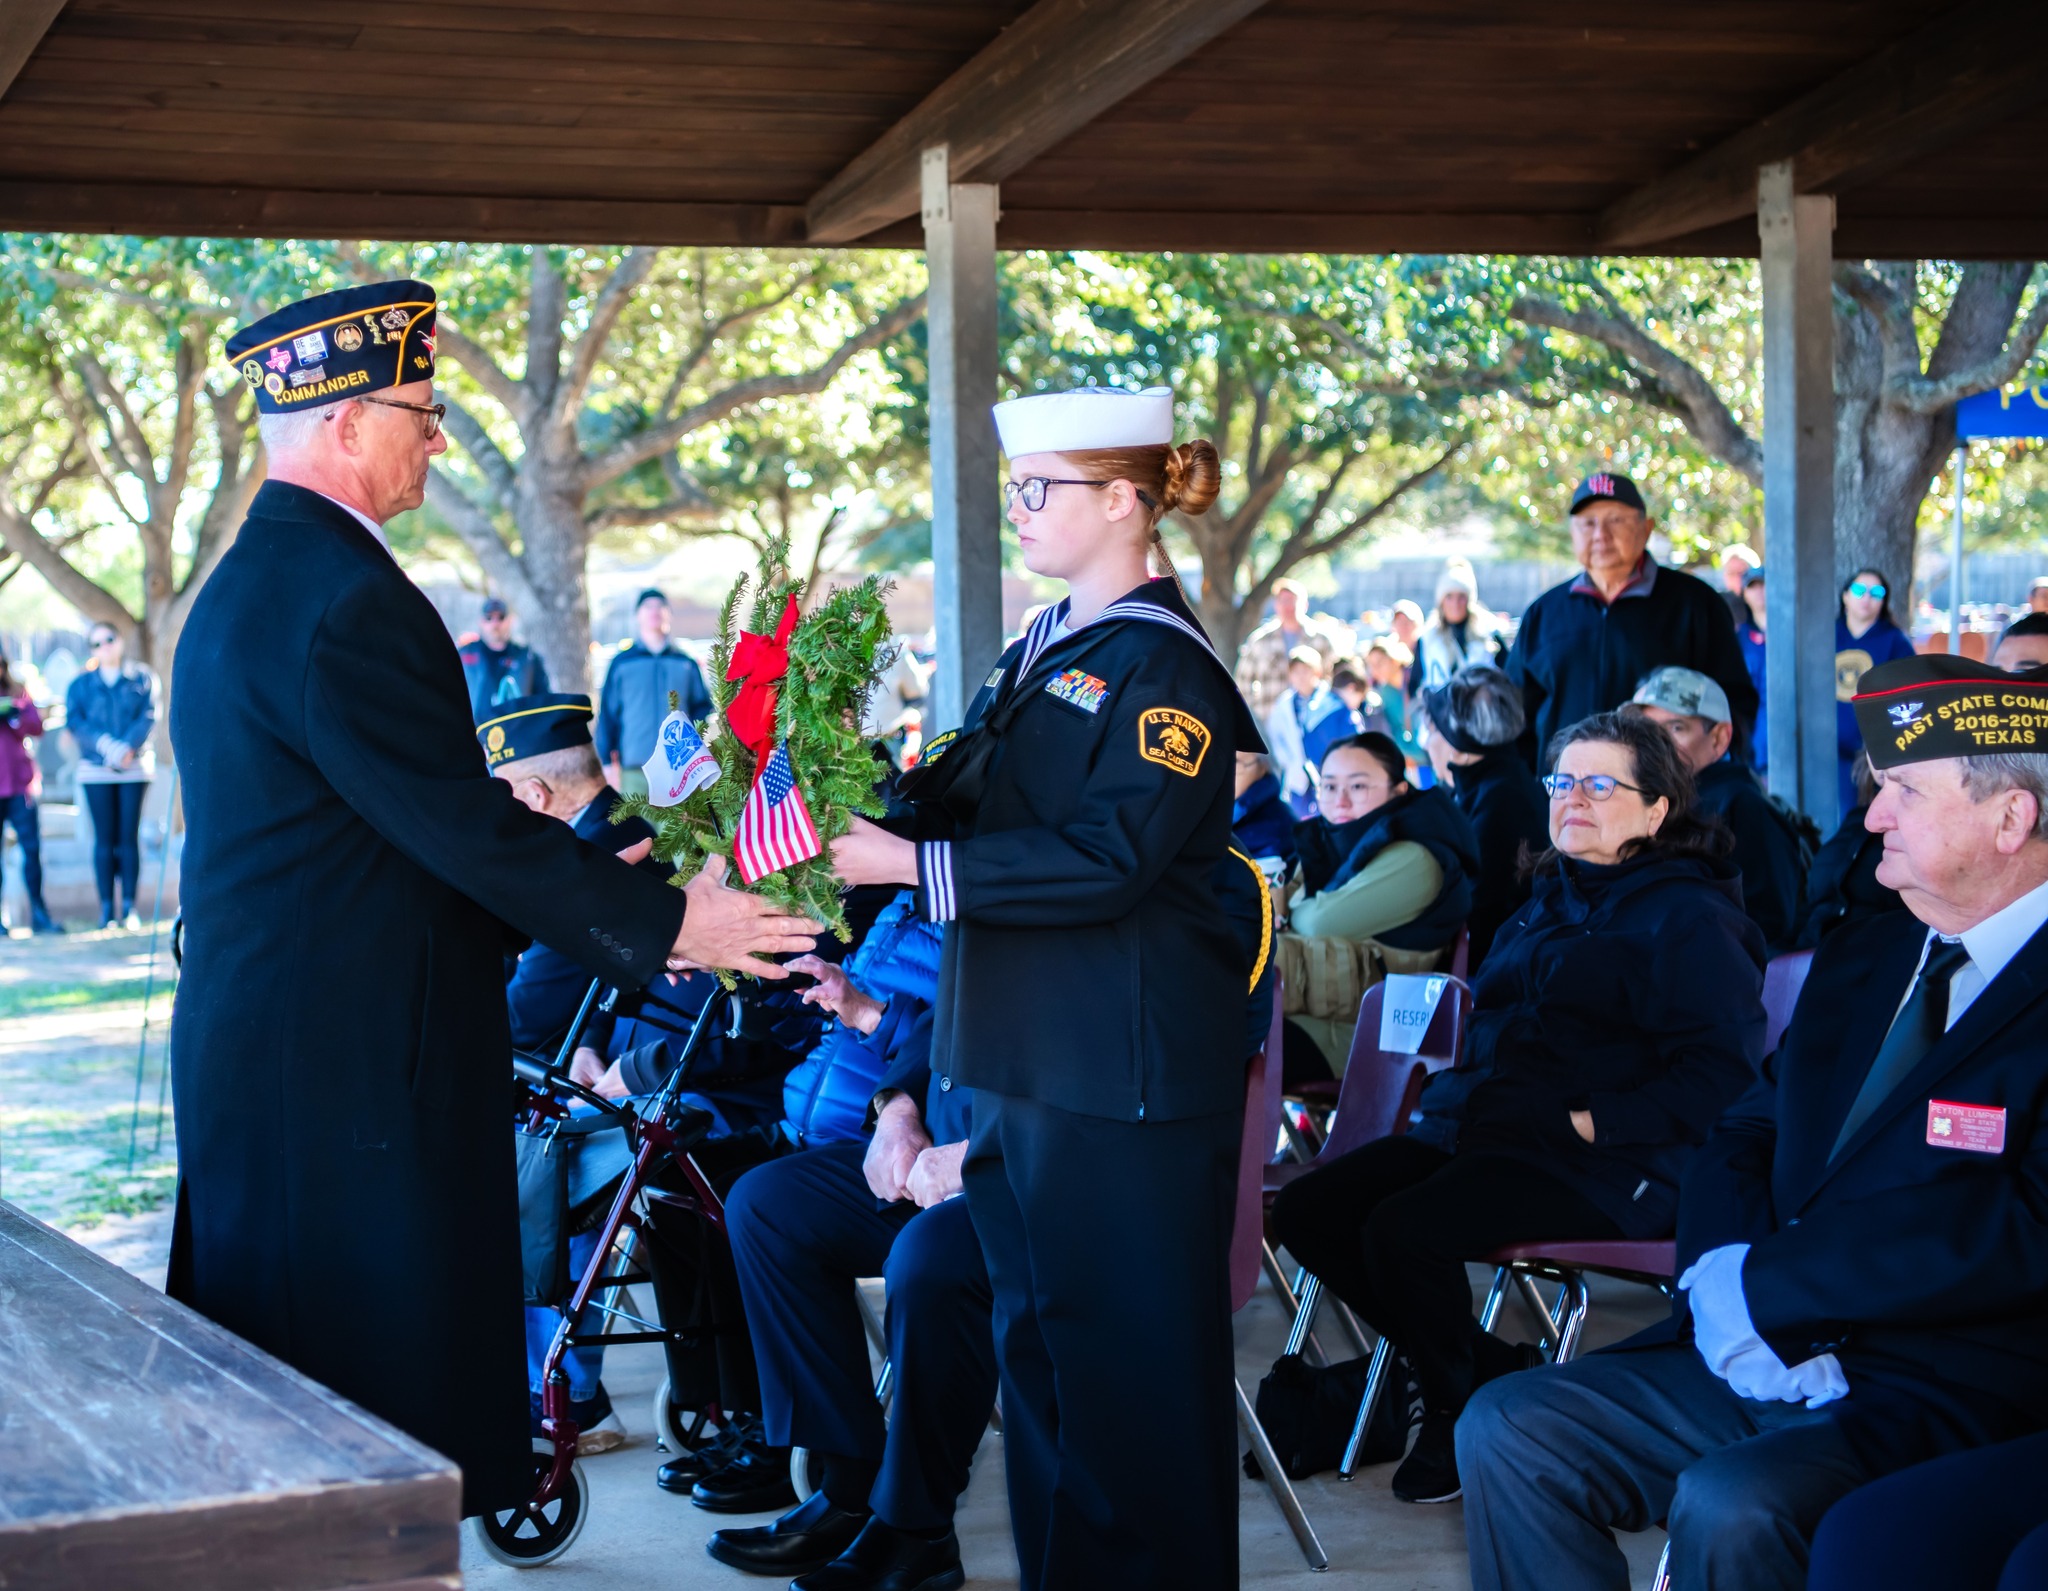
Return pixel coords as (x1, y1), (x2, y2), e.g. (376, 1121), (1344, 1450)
(1852, 654), (2048, 768)
(225, 279), (437, 414)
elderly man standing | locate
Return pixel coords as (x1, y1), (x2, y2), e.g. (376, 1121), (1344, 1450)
(1506, 472), (1755, 765)
(170, 281), (818, 1517)
(1459, 652), (2048, 1591)
(1235, 577), (1355, 720)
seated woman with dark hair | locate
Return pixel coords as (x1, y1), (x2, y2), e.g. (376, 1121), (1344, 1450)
(1288, 731), (1476, 947)
(1270, 710), (1766, 1507)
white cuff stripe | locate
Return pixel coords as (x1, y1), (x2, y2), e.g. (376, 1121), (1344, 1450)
(922, 841), (957, 921)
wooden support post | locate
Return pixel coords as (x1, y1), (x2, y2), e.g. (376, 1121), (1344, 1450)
(1758, 161), (1840, 833)
(922, 145), (1003, 733)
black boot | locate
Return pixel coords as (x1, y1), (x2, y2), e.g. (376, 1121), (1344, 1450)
(792, 1518), (966, 1591)
(1391, 1410), (1462, 1503)
(704, 1489), (870, 1575)
(656, 1422), (747, 1495)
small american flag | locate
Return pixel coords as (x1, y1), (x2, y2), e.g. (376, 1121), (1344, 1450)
(733, 740), (822, 883)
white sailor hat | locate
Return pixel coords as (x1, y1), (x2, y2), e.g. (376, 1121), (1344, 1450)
(993, 384), (1174, 456)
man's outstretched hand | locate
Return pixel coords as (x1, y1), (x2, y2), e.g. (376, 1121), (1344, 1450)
(616, 848), (821, 978)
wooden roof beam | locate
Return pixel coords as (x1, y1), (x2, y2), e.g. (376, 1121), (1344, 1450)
(804, 0), (1268, 245)
(1599, 0), (2048, 249)
(0, 0), (64, 105)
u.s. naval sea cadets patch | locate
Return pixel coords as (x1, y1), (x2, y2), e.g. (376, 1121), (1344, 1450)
(1046, 668), (1109, 714)
(1138, 707), (1211, 776)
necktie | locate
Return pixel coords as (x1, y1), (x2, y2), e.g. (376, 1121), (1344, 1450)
(1830, 937), (1973, 1158)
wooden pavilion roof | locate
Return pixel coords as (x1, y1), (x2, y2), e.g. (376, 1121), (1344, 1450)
(0, 0), (2042, 256)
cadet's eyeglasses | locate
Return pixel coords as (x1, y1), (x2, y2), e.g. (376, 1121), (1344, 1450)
(1541, 772), (1646, 801)
(1847, 580), (1887, 600)
(1002, 476), (1110, 514)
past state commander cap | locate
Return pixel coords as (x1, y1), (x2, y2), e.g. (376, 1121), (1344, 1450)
(1852, 654), (2048, 769)
(225, 279), (437, 414)
(1569, 470), (1647, 515)
(477, 693), (594, 768)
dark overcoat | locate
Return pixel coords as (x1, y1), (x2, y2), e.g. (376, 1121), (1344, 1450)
(167, 482), (684, 1514)
(1623, 907), (2048, 1466)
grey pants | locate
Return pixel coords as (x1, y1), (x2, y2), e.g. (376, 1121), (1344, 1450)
(1458, 1343), (1887, 1591)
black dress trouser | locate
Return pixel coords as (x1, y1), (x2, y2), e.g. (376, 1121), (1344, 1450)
(1269, 1135), (1622, 1414)
(965, 1091), (1242, 1591)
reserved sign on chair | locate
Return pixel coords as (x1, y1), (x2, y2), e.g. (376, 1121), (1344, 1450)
(1379, 973), (1450, 1055)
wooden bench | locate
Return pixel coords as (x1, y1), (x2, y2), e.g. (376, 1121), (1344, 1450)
(0, 1201), (460, 1591)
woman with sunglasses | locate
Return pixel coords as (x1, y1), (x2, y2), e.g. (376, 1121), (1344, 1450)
(830, 385), (1267, 1591)
(1835, 568), (1915, 813)
(64, 623), (159, 928)
(1271, 710), (1766, 1506)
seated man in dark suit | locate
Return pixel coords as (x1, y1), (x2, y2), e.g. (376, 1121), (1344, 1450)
(710, 979), (988, 1591)
(1459, 653), (2048, 1591)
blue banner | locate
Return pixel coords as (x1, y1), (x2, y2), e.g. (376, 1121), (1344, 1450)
(1956, 382), (2048, 439)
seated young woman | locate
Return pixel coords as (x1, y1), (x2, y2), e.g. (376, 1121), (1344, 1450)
(1287, 731), (1477, 949)
(1269, 710), (1767, 1507)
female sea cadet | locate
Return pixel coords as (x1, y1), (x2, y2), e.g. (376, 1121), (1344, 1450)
(831, 385), (1265, 1591)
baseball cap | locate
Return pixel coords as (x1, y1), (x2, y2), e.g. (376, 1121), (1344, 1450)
(1570, 471), (1647, 515)
(481, 596), (509, 617)
(1632, 666), (1730, 725)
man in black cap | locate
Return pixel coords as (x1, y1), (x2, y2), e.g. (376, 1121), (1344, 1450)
(170, 280), (818, 1516)
(596, 587), (714, 793)
(1505, 471), (1756, 765)
(459, 595), (551, 723)
(1459, 652), (2048, 1591)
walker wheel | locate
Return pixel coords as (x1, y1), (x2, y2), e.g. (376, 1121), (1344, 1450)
(651, 1375), (726, 1455)
(467, 1439), (589, 1568)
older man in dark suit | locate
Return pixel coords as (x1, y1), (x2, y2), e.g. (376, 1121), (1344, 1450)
(169, 281), (817, 1516)
(1458, 653), (2048, 1591)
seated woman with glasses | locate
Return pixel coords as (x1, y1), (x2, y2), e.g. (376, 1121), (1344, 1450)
(1270, 710), (1767, 1507)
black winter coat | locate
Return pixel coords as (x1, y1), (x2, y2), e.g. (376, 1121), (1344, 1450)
(1693, 759), (1806, 955)
(905, 579), (1264, 1122)
(1506, 561), (1757, 765)
(167, 483), (685, 1515)
(1292, 783), (1478, 952)
(1414, 848), (1767, 1236)
(1796, 802), (1902, 949)
(1444, 747), (1549, 968)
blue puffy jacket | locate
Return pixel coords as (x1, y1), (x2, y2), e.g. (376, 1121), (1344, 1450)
(781, 890), (945, 1147)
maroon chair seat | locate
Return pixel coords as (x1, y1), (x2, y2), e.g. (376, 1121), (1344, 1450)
(1485, 1239), (1677, 1281)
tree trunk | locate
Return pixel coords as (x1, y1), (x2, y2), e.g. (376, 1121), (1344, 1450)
(1183, 512), (1251, 655)
(511, 478), (596, 695)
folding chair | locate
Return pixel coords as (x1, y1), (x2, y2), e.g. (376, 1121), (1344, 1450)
(1232, 983), (1331, 1570)
(1260, 979), (1472, 1478)
(1762, 948), (1812, 1052)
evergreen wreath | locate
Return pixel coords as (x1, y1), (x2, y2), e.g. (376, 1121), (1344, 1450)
(612, 538), (894, 943)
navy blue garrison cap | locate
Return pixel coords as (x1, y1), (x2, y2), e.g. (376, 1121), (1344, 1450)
(225, 279), (437, 414)
(477, 693), (594, 769)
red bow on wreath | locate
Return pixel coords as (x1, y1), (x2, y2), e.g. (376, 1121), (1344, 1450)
(724, 594), (800, 759)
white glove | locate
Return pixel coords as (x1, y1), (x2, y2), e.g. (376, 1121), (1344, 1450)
(1680, 1242), (1849, 1409)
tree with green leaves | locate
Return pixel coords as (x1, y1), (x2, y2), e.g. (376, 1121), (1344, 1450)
(0, 237), (323, 687)
(1003, 252), (1528, 653)
(1491, 257), (2048, 604)
(351, 242), (924, 690)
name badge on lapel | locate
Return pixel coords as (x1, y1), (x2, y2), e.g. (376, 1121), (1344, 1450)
(1927, 1099), (2006, 1154)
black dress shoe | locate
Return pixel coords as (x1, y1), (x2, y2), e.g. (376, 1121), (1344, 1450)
(691, 1445), (799, 1514)
(705, 1490), (870, 1574)
(656, 1423), (747, 1494)
(793, 1518), (966, 1591)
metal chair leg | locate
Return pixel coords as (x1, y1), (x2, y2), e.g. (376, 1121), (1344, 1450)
(1237, 1376), (1330, 1571)
(1478, 1266), (1512, 1332)
(1337, 1335), (1394, 1479)
(1514, 1269), (1566, 1354)
(1555, 1271), (1591, 1364)
(1282, 1272), (1324, 1357)
(1648, 1539), (1671, 1591)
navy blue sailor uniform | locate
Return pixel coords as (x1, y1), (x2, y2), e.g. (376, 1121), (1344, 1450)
(901, 577), (1264, 1591)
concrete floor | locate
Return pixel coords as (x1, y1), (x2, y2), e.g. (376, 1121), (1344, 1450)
(462, 1267), (1671, 1590)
